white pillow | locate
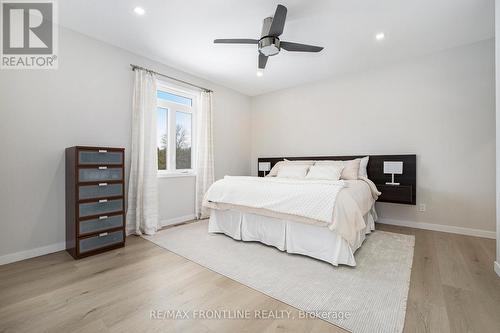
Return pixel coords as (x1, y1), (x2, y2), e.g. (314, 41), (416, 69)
(305, 164), (344, 181)
(358, 156), (369, 178)
(315, 159), (361, 180)
(276, 164), (310, 179)
(267, 160), (314, 177)
(267, 161), (283, 177)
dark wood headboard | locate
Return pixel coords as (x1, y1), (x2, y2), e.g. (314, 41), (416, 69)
(257, 155), (416, 205)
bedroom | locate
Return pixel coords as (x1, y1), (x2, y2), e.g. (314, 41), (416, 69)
(0, 0), (499, 332)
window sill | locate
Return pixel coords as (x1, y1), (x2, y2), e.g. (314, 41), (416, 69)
(157, 172), (196, 179)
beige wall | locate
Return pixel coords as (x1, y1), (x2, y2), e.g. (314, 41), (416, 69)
(251, 39), (496, 234)
(0, 27), (252, 260)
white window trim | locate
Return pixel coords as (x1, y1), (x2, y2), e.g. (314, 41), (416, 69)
(157, 171), (196, 178)
(156, 81), (199, 177)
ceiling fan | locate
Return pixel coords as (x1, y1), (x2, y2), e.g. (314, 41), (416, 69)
(214, 4), (324, 71)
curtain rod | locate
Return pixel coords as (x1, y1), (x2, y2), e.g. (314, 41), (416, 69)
(130, 64), (213, 93)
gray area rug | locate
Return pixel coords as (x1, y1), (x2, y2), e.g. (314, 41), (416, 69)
(144, 220), (414, 333)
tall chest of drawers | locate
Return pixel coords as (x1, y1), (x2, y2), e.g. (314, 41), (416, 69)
(66, 146), (126, 259)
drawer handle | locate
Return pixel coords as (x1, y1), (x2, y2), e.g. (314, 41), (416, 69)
(98, 150), (108, 153)
(99, 199), (108, 203)
(99, 215), (108, 220)
(98, 183), (108, 187)
(99, 232), (108, 237)
(98, 166), (108, 170)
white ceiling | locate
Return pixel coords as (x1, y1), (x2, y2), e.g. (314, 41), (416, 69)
(59, 0), (494, 96)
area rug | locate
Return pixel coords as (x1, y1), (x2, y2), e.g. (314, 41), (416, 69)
(144, 220), (414, 333)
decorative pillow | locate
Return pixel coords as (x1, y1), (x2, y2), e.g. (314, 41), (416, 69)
(305, 164), (344, 181)
(358, 156), (369, 178)
(276, 164), (310, 179)
(267, 160), (314, 177)
(315, 159), (361, 180)
(267, 161), (284, 177)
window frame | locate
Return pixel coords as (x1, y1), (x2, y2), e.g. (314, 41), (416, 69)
(156, 81), (198, 177)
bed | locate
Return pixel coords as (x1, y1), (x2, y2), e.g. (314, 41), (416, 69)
(202, 155), (416, 266)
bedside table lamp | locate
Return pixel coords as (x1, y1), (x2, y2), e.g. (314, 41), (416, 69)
(258, 162), (271, 176)
(384, 161), (403, 185)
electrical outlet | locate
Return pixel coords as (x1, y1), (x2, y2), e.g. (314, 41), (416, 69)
(419, 204), (426, 212)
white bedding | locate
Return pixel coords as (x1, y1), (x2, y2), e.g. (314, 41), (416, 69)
(204, 176), (379, 248)
(205, 176), (345, 223)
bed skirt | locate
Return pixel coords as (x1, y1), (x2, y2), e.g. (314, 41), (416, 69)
(208, 206), (377, 266)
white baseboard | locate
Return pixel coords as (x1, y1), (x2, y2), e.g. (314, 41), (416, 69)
(160, 214), (197, 227)
(0, 241), (66, 266)
(377, 218), (496, 239)
(126, 214), (197, 236)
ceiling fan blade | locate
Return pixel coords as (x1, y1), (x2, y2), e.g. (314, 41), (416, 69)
(258, 54), (268, 69)
(214, 39), (259, 44)
(280, 41), (324, 52)
(268, 4), (287, 37)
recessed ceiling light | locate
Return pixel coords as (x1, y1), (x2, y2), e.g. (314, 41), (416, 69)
(375, 32), (385, 41)
(134, 6), (145, 16)
(256, 69), (264, 77)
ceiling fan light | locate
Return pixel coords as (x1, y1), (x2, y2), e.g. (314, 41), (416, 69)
(258, 37), (280, 56)
(256, 69), (264, 77)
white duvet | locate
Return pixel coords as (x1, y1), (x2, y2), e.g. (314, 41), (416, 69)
(205, 176), (345, 223)
(203, 176), (380, 247)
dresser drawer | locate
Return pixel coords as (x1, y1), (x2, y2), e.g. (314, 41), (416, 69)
(79, 167), (122, 182)
(377, 185), (413, 204)
(79, 214), (124, 235)
(79, 230), (124, 253)
(79, 150), (123, 165)
(79, 183), (123, 200)
(79, 199), (123, 218)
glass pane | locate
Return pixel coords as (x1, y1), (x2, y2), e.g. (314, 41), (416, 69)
(157, 107), (168, 170)
(79, 168), (122, 182)
(79, 231), (123, 253)
(79, 183), (123, 200)
(79, 215), (123, 235)
(79, 199), (123, 218)
(157, 90), (192, 106)
(176, 111), (192, 169)
(79, 151), (123, 165)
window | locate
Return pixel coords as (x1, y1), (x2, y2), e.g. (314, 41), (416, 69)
(156, 83), (197, 175)
(157, 107), (168, 170)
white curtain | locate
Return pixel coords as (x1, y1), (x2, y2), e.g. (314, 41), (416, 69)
(126, 69), (159, 235)
(195, 91), (215, 219)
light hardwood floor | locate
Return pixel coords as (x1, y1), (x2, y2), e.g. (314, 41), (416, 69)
(0, 223), (499, 333)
